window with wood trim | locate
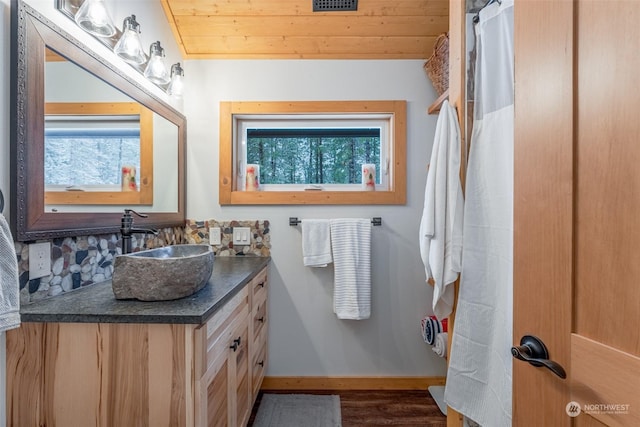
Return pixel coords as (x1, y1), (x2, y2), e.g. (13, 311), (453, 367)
(219, 101), (406, 205)
(44, 102), (153, 206)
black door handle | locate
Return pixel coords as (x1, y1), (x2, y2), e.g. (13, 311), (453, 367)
(511, 335), (567, 379)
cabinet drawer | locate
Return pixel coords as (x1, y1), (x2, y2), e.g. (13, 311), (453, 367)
(252, 306), (268, 350)
(251, 341), (267, 398)
(252, 297), (267, 341)
(250, 267), (268, 309)
(195, 286), (249, 377)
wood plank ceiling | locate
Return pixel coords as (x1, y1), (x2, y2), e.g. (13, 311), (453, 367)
(160, 0), (449, 59)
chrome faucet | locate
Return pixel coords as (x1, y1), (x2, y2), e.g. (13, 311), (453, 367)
(120, 209), (158, 254)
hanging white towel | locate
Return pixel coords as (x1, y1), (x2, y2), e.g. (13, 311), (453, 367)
(329, 218), (371, 320)
(0, 214), (21, 332)
(419, 100), (464, 320)
(301, 219), (332, 267)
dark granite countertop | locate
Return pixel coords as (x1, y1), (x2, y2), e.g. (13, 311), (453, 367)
(20, 256), (270, 325)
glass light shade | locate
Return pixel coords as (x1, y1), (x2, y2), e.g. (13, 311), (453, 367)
(167, 63), (184, 96)
(144, 41), (170, 85)
(74, 0), (116, 37)
(113, 15), (146, 65)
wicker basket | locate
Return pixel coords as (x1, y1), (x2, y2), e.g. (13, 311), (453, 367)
(424, 32), (449, 96)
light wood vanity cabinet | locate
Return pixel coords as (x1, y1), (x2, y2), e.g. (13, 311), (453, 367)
(193, 267), (268, 427)
(6, 265), (269, 427)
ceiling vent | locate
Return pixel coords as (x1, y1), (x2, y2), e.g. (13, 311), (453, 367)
(313, 0), (358, 12)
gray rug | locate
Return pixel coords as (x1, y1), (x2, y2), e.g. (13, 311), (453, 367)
(253, 394), (342, 427)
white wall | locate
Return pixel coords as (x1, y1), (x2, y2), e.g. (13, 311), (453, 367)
(185, 60), (446, 377)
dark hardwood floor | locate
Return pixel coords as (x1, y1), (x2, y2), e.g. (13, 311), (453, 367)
(248, 389), (447, 426)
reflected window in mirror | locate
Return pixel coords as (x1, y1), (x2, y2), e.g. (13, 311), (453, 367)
(45, 120), (141, 190)
(43, 102), (153, 206)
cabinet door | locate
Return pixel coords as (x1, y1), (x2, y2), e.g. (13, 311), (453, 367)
(230, 314), (251, 427)
(197, 306), (250, 427)
(199, 348), (231, 427)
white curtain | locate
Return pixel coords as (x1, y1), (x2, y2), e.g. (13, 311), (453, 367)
(444, 1), (514, 426)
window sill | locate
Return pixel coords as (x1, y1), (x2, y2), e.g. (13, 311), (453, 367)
(221, 190), (405, 205)
(45, 190), (152, 205)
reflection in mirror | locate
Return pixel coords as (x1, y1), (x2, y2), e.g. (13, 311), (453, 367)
(44, 103), (147, 197)
(10, 0), (185, 241)
(44, 47), (153, 208)
(43, 48), (179, 212)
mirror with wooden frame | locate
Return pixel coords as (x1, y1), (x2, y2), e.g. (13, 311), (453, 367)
(10, 0), (185, 241)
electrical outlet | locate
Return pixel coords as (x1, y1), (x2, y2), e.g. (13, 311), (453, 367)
(29, 242), (51, 280)
(209, 227), (221, 245)
(232, 227), (251, 246)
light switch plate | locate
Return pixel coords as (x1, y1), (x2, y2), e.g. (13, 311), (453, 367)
(232, 227), (251, 246)
(29, 242), (51, 280)
(209, 227), (221, 245)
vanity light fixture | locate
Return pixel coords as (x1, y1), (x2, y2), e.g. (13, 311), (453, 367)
(61, 2), (187, 92)
(167, 63), (184, 97)
(113, 15), (146, 65)
(74, 0), (116, 37)
(143, 41), (170, 85)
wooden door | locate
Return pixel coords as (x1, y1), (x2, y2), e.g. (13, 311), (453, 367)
(514, 1), (640, 426)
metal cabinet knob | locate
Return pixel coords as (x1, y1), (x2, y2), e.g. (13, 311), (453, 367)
(230, 336), (242, 352)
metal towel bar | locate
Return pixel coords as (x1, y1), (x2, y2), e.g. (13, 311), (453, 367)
(289, 217), (382, 226)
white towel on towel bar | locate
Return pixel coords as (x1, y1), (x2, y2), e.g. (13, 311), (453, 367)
(0, 214), (21, 332)
(301, 219), (332, 267)
(329, 218), (371, 320)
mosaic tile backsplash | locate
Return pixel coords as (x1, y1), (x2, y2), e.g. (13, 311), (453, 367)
(15, 227), (184, 304)
(15, 219), (269, 304)
(185, 219), (271, 257)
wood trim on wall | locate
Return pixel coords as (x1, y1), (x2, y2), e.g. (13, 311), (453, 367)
(261, 376), (446, 391)
(219, 100), (407, 205)
(446, 1), (465, 427)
